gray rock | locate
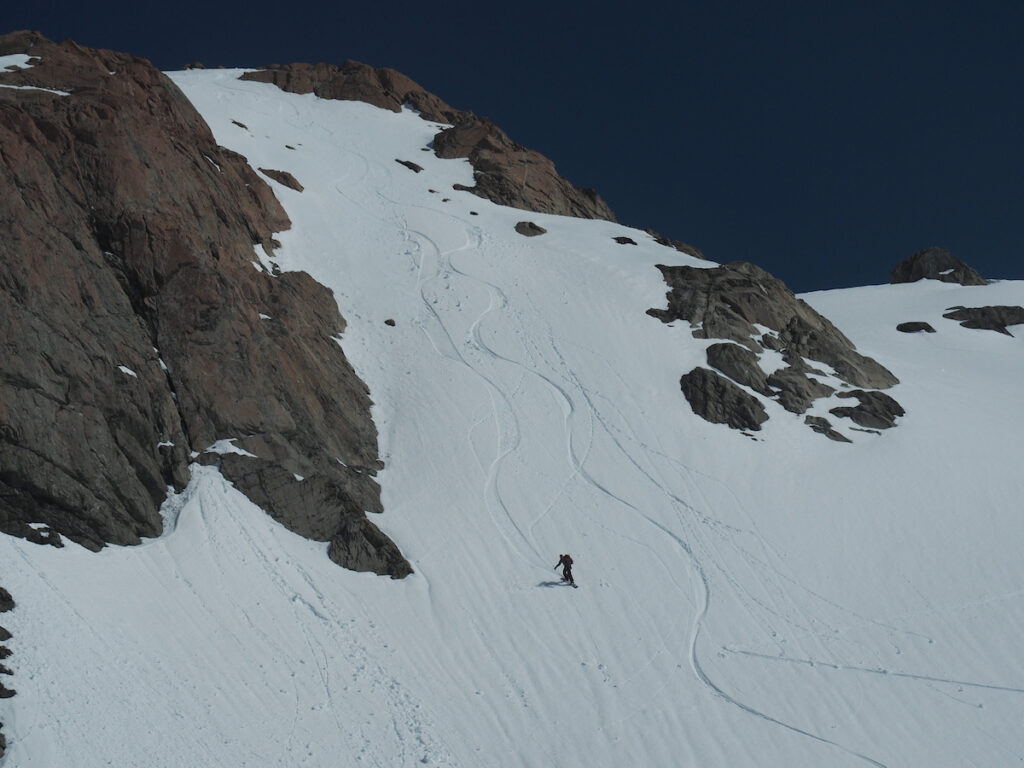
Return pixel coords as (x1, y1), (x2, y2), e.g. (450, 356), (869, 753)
(515, 221), (547, 237)
(613, 236), (637, 245)
(705, 343), (772, 396)
(804, 415), (852, 443)
(649, 261), (901, 431)
(829, 390), (905, 429)
(890, 247), (987, 286)
(767, 369), (835, 414)
(0, 588), (11, 613)
(897, 322), (937, 333)
(942, 306), (1024, 336)
(680, 367), (768, 431)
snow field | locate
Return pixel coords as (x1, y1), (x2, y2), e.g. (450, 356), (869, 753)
(1, 68), (1023, 767)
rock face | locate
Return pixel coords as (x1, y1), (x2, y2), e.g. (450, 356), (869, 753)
(433, 117), (616, 220)
(649, 261), (901, 438)
(890, 247), (987, 286)
(242, 63), (617, 222)
(0, 31), (409, 577)
(943, 306), (1024, 336)
(680, 368), (768, 432)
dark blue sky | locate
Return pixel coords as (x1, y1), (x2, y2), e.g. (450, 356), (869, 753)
(8, 1), (1022, 291)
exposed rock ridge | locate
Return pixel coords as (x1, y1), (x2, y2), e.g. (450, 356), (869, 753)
(432, 116), (617, 220)
(239, 61), (464, 124)
(240, 63), (617, 222)
(648, 261), (902, 439)
(0, 31), (409, 577)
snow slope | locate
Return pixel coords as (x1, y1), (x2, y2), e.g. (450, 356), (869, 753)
(2, 69), (1023, 767)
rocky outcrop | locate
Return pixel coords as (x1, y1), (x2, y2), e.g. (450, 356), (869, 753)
(0, 32), (409, 577)
(680, 368), (768, 432)
(613, 236), (637, 245)
(829, 390), (905, 430)
(259, 167), (304, 191)
(394, 159), (423, 173)
(433, 117), (616, 220)
(890, 247), (987, 286)
(805, 416), (852, 443)
(650, 261), (900, 438)
(515, 221), (547, 237)
(897, 321), (936, 333)
(942, 306), (1024, 336)
(239, 61), (463, 124)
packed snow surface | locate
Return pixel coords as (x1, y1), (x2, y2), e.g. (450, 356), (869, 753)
(2, 69), (1023, 767)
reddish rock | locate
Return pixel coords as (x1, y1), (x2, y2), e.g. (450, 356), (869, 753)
(240, 61), (463, 124)
(259, 167), (304, 191)
(434, 116), (616, 221)
(0, 31), (409, 576)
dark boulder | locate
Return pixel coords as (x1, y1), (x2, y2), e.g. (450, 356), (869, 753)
(829, 390), (905, 429)
(897, 322), (937, 333)
(613, 236), (637, 245)
(434, 116), (616, 221)
(515, 221), (547, 237)
(394, 159), (423, 174)
(942, 306), (1024, 336)
(890, 247), (987, 286)
(680, 368), (768, 432)
(0, 588), (11, 612)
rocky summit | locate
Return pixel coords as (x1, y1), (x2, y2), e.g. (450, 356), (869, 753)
(0, 31), (408, 576)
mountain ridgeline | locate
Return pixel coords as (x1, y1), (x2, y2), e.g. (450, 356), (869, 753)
(2, 31), (1012, 573)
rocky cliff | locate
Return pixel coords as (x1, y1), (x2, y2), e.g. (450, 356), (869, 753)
(0, 31), (409, 576)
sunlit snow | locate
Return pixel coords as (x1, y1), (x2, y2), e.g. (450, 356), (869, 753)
(1, 68), (1022, 768)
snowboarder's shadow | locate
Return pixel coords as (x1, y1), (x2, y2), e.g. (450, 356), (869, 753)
(537, 580), (570, 588)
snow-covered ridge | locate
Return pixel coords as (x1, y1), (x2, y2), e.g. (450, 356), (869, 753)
(1, 67), (1022, 767)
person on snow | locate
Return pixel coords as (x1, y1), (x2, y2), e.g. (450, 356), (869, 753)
(555, 553), (574, 585)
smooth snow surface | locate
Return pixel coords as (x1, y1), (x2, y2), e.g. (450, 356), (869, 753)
(2, 69), (1024, 767)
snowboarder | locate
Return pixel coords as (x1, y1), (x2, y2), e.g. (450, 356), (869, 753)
(555, 553), (574, 586)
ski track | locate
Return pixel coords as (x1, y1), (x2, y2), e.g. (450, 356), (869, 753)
(384, 194), (892, 764)
(14, 71), (1013, 767)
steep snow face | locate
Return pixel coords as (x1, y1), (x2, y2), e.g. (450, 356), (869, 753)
(2, 69), (1023, 767)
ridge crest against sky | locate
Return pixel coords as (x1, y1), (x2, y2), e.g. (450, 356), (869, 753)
(7, 0), (1022, 291)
